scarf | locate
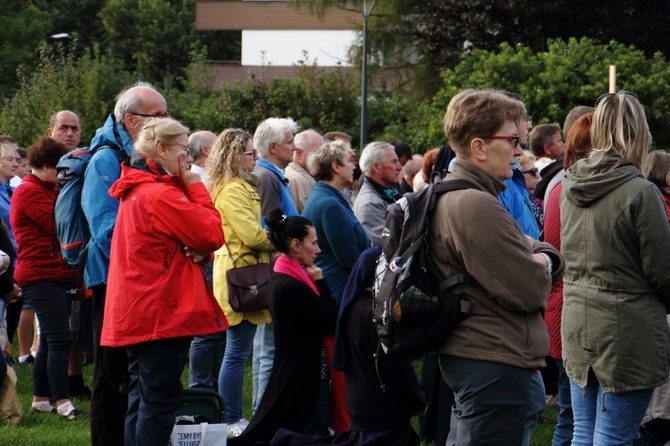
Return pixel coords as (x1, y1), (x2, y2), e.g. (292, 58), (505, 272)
(273, 254), (350, 433)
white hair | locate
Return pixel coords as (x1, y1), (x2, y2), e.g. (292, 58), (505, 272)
(253, 117), (298, 157)
(113, 81), (158, 123)
(359, 141), (393, 176)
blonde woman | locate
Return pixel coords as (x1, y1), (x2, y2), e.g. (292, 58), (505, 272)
(205, 128), (275, 437)
(561, 91), (670, 445)
(102, 117), (226, 445)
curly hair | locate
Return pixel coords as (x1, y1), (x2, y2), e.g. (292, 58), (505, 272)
(206, 128), (253, 194)
(28, 137), (68, 169)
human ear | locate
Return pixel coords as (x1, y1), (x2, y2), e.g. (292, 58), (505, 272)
(470, 138), (487, 161)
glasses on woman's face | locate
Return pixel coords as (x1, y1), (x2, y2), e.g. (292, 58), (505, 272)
(522, 167), (539, 177)
(483, 134), (520, 148)
(242, 149), (257, 157)
(595, 90), (639, 107)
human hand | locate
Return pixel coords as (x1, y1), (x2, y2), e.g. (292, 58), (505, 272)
(304, 265), (323, 282)
(3, 284), (21, 305)
(178, 153), (201, 186)
(184, 246), (209, 264)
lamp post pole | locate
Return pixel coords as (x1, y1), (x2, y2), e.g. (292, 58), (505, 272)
(360, 0), (376, 149)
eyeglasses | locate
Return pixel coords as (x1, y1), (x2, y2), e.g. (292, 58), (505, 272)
(522, 167), (539, 177)
(242, 149), (257, 156)
(484, 135), (520, 148)
(595, 90), (639, 107)
(129, 112), (171, 119)
(173, 142), (192, 152)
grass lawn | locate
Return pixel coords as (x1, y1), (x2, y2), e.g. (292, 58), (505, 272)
(1, 342), (558, 445)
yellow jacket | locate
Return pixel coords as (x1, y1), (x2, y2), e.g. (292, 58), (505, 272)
(211, 178), (274, 326)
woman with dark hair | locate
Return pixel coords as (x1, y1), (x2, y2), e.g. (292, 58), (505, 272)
(645, 150), (670, 224)
(230, 208), (339, 445)
(9, 137), (81, 418)
(561, 92), (670, 445)
(543, 112), (593, 446)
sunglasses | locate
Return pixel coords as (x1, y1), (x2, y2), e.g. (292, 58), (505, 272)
(522, 167), (539, 177)
(595, 90), (639, 107)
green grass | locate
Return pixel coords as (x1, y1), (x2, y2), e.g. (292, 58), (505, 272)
(1, 342), (558, 445)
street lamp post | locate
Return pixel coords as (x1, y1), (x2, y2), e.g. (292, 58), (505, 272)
(360, 0), (376, 149)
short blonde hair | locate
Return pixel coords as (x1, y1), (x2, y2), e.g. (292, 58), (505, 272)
(307, 140), (352, 181)
(134, 117), (188, 160)
(591, 91), (651, 170)
(0, 143), (16, 160)
(518, 150), (536, 165)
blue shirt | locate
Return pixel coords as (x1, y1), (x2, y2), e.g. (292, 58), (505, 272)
(499, 164), (541, 239)
(253, 158), (299, 228)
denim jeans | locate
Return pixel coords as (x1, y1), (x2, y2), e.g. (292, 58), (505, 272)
(570, 372), (653, 446)
(24, 280), (74, 401)
(552, 360), (573, 446)
(188, 331), (226, 391)
(522, 370), (546, 446)
(219, 320), (256, 423)
(252, 322), (274, 413)
(440, 355), (530, 446)
(125, 337), (190, 446)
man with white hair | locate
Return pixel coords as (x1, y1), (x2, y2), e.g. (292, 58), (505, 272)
(82, 81), (169, 446)
(285, 129), (323, 213)
(251, 117), (299, 414)
(188, 130), (217, 182)
(353, 141), (402, 247)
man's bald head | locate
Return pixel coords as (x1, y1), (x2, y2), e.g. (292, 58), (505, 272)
(114, 82), (168, 141)
(48, 110), (81, 151)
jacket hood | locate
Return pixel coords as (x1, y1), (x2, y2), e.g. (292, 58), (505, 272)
(562, 151), (642, 207)
(109, 153), (176, 199)
(90, 114), (134, 156)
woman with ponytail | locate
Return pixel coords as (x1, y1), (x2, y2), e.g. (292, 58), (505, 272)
(229, 209), (340, 445)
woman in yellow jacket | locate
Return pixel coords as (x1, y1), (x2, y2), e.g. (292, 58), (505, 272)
(206, 128), (275, 437)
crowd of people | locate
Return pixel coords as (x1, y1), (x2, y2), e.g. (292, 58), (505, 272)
(0, 83), (669, 446)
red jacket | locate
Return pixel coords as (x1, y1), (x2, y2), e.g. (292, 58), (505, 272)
(543, 182), (563, 360)
(101, 156), (228, 347)
(10, 174), (78, 285)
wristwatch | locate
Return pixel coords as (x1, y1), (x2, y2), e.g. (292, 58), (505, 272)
(539, 253), (553, 274)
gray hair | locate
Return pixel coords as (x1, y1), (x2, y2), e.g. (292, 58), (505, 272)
(307, 140), (352, 181)
(114, 81), (158, 123)
(294, 129), (322, 153)
(253, 117), (298, 157)
(359, 141), (393, 176)
(402, 158), (422, 176)
(188, 131), (214, 161)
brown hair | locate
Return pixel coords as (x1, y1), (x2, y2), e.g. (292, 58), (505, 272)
(563, 114), (593, 169)
(28, 137), (68, 169)
(443, 89), (526, 158)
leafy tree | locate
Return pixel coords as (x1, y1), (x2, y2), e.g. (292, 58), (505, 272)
(0, 43), (134, 147)
(397, 37), (670, 150)
(0, 0), (50, 94)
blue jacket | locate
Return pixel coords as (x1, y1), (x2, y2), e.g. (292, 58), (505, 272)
(499, 165), (541, 239)
(253, 158), (298, 227)
(81, 114), (133, 287)
(302, 182), (369, 303)
(0, 183), (15, 250)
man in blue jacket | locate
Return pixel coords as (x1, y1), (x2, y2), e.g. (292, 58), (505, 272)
(82, 81), (169, 446)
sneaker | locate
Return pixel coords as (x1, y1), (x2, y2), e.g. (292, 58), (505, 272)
(227, 418), (250, 437)
(60, 408), (89, 420)
(19, 355), (35, 365)
(30, 401), (55, 413)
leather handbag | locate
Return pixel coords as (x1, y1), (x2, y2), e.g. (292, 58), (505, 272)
(225, 247), (272, 313)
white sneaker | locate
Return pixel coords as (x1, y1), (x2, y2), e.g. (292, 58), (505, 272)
(227, 418), (250, 438)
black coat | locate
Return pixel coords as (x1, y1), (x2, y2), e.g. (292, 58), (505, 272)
(230, 274), (339, 446)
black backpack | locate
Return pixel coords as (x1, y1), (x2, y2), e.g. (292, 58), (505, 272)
(373, 175), (474, 360)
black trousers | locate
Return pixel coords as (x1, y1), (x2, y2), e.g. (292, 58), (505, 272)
(90, 284), (129, 446)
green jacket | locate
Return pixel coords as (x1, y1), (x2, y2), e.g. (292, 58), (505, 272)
(561, 151), (670, 393)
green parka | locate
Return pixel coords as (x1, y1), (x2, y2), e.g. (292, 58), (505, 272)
(560, 151), (670, 394)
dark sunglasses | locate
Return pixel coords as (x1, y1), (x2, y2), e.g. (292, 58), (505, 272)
(522, 167), (539, 176)
(595, 90), (639, 107)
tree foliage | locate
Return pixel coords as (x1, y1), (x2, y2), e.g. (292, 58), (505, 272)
(0, 0), (50, 94)
(0, 44), (134, 147)
(395, 37), (670, 151)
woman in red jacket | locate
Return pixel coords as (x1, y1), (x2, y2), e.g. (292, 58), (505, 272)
(102, 117), (228, 446)
(10, 137), (80, 418)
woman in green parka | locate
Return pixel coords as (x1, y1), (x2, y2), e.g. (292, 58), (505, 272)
(560, 91), (670, 446)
